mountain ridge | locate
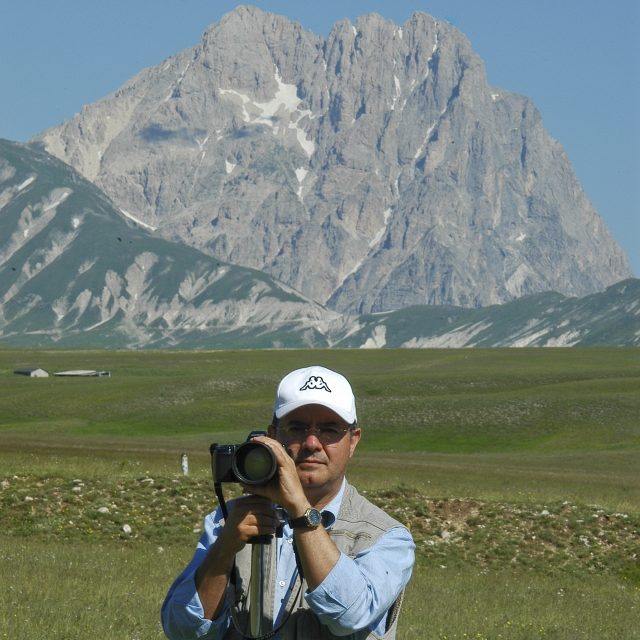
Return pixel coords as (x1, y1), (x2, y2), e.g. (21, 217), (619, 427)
(340, 279), (640, 348)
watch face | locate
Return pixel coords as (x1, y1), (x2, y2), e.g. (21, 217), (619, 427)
(307, 508), (322, 526)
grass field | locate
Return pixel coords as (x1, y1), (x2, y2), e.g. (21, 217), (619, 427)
(1, 348), (639, 639)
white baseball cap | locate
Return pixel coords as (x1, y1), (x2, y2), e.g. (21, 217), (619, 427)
(274, 366), (357, 424)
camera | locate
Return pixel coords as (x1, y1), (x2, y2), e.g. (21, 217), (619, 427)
(210, 430), (277, 485)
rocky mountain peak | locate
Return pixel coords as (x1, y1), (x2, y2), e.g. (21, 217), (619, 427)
(34, 6), (631, 313)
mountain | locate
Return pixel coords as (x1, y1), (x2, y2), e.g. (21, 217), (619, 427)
(0, 139), (341, 348)
(1, 139), (637, 349)
(34, 6), (631, 314)
(336, 279), (640, 348)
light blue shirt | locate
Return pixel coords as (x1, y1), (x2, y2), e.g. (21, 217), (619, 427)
(161, 479), (415, 639)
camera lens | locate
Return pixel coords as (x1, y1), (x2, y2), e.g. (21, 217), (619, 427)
(232, 442), (277, 484)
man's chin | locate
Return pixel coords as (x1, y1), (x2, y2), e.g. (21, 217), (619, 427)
(297, 462), (325, 484)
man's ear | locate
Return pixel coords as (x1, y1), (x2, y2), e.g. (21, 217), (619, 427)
(267, 423), (277, 438)
(348, 427), (362, 458)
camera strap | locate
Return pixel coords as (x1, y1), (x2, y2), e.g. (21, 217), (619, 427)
(214, 481), (229, 519)
(213, 482), (242, 608)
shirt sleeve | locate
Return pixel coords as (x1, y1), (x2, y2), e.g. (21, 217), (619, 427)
(304, 526), (415, 636)
(160, 509), (232, 640)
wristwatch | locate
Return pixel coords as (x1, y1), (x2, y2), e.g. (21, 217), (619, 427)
(289, 507), (322, 529)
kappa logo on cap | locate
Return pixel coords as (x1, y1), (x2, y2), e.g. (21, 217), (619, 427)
(300, 375), (331, 393)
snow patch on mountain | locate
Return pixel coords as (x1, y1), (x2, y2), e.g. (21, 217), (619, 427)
(219, 67), (316, 158)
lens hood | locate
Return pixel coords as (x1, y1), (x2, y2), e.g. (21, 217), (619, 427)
(231, 441), (277, 485)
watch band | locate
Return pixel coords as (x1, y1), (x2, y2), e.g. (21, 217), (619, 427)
(289, 507), (322, 529)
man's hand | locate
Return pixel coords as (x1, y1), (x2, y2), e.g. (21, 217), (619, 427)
(241, 435), (310, 517)
(217, 495), (279, 553)
(195, 494), (278, 619)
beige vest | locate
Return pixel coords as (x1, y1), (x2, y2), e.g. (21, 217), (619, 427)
(225, 482), (409, 640)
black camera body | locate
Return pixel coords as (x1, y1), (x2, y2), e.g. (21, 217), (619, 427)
(211, 430), (277, 485)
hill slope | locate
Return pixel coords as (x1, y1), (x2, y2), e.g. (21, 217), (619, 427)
(0, 139), (340, 348)
(339, 279), (640, 348)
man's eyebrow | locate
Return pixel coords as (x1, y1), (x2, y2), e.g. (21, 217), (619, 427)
(282, 419), (342, 427)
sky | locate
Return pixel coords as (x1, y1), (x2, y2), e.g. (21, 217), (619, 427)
(1, 0), (638, 276)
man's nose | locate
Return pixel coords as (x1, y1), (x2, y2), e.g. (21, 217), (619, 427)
(302, 429), (323, 448)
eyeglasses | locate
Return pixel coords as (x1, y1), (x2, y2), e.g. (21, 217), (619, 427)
(278, 422), (354, 445)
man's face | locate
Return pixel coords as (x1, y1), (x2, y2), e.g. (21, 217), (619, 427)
(270, 404), (361, 497)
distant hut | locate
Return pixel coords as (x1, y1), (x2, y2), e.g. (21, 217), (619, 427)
(14, 368), (49, 378)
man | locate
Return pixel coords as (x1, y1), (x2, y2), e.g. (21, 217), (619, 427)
(162, 365), (415, 639)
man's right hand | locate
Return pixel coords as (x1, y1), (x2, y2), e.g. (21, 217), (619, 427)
(216, 494), (279, 554)
(195, 494), (277, 620)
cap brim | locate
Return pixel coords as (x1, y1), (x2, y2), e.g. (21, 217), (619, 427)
(275, 399), (356, 424)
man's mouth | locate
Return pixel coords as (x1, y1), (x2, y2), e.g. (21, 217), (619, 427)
(296, 457), (324, 466)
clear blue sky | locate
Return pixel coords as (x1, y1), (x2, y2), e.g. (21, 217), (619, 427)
(1, 0), (638, 276)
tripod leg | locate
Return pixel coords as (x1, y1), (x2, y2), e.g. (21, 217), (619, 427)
(250, 542), (266, 636)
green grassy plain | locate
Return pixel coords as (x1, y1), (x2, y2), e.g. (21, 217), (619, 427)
(1, 348), (639, 639)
